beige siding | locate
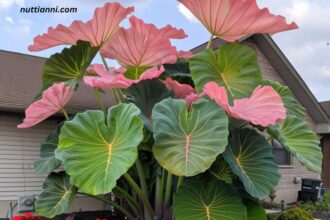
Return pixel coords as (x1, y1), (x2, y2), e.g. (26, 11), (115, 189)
(243, 40), (320, 203)
(0, 113), (57, 201)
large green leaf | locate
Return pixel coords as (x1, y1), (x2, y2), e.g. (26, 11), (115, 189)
(56, 103), (144, 195)
(125, 79), (172, 131)
(43, 40), (98, 89)
(152, 98), (229, 176)
(261, 80), (306, 118)
(173, 179), (247, 220)
(190, 43), (262, 100)
(36, 172), (76, 218)
(34, 124), (62, 175)
(223, 128), (280, 199)
(267, 115), (322, 172)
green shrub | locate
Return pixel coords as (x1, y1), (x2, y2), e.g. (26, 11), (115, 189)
(316, 193), (330, 212)
(278, 207), (313, 220)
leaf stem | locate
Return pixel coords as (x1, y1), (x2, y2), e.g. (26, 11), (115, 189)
(61, 108), (69, 120)
(206, 34), (214, 49)
(176, 176), (184, 191)
(115, 186), (140, 216)
(94, 89), (106, 113)
(164, 172), (172, 207)
(100, 54), (110, 72)
(79, 193), (136, 220)
(123, 173), (154, 219)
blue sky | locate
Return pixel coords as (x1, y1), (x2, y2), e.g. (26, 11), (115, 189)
(1, 0), (330, 101)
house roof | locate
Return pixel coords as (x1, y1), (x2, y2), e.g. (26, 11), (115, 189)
(191, 34), (330, 133)
(0, 49), (112, 113)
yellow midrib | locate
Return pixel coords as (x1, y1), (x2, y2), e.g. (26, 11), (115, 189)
(205, 205), (211, 220)
(105, 143), (113, 177)
(219, 72), (234, 98)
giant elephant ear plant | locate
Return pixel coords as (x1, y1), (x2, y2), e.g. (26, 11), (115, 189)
(18, 1), (321, 219)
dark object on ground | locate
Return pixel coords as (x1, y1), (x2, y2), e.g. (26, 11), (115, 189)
(261, 201), (282, 210)
(298, 178), (321, 202)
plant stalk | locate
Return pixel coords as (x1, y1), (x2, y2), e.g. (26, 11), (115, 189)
(206, 34), (214, 49)
(114, 186), (140, 217)
(123, 173), (154, 219)
(164, 172), (173, 207)
(61, 108), (69, 120)
(94, 89), (106, 113)
(135, 158), (150, 218)
(176, 176), (184, 191)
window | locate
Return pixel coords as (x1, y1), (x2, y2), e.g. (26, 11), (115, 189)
(272, 139), (291, 166)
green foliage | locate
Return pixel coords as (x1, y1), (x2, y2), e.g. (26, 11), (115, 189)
(223, 128), (280, 199)
(34, 124), (62, 175)
(56, 103), (144, 195)
(173, 179), (247, 220)
(278, 207), (313, 220)
(267, 115), (322, 172)
(190, 43), (262, 100)
(261, 80), (306, 118)
(316, 193), (330, 212)
(125, 79), (172, 131)
(42, 41), (98, 91)
(36, 172), (76, 218)
(152, 98), (229, 176)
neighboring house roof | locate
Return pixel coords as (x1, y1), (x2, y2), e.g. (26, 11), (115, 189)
(191, 34), (330, 133)
(320, 101), (330, 118)
(0, 49), (112, 113)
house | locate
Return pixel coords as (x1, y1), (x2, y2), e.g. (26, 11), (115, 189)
(319, 101), (330, 189)
(0, 33), (328, 217)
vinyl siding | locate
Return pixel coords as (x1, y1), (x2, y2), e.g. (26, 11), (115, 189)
(0, 113), (57, 200)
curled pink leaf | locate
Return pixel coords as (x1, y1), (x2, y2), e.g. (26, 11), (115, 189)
(28, 2), (134, 51)
(203, 82), (230, 112)
(177, 50), (193, 60)
(179, 0), (298, 42)
(184, 92), (206, 106)
(18, 83), (74, 128)
(164, 78), (195, 99)
(101, 16), (187, 67)
(84, 64), (165, 89)
(228, 86), (286, 127)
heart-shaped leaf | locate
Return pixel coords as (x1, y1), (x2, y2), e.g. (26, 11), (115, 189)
(56, 103), (144, 195)
(261, 80), (306, 118)
(42, 40), (98, 90)
(173, 179), (247, 220)
(34, 124), (62, 175)
(223, 128), (280, 198)
(125, 79), (172, 131)
(190, 43), (262, 100)
(36, 172), (76, 218)
(267, 115), (322, 172)
(152, 98), (229, 176)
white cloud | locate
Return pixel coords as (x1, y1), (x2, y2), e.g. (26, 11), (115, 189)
(5, 16), (13, 24)
(178, 3), (198, 23)
(0, 0), (24, 9)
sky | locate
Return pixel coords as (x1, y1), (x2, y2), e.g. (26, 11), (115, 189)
(0, 0), (329, 101)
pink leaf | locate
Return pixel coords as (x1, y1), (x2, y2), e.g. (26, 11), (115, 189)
(163, 78), (195, 99)
(101, 16), (187, 67)
(203, 82), (230, 112)
(177, 50), (193, 60)
(229, 86), (286, 127)
(179, 0), (298, 42)
(28, 3), (134, 51)
(18, 83), (74, 128)
(184, 92), (206, 106)
(84, 64), (164, 89)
